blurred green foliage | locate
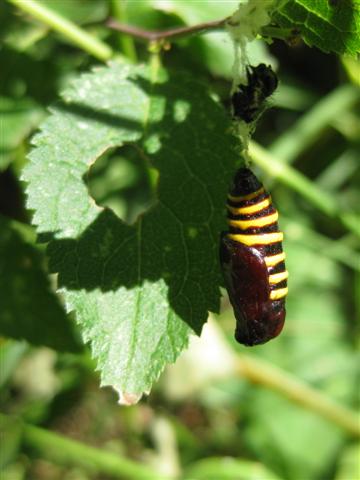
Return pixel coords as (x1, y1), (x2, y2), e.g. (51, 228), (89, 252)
(0, 1), (359, 480)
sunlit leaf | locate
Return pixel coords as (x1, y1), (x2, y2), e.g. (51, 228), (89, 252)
(275, 0), (360, 57)
(23, 61), (238, 402)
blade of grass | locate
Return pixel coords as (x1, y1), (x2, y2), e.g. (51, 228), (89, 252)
(111, 0), (137, 62)
(331, 111), (360, 142)
(236, 354), (360, 437)
(249, 141), (360, 238)
(316, 149), (359, 191)
(273, 83), (317, 111)
(0, 413), (167, 480)
(8, 0), (113, 61)
(282, 217), (360, 272)
(269, 84), (360, 164)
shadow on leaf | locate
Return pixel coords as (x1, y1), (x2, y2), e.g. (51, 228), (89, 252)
(41, 68), (238, 336)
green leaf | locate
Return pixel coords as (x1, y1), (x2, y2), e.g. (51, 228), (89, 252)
(23, 62), (238, 402)
(0, 340), (28, 388)
(0, 97), (43, 171)
(274, 0), (360, 56)
(0, 215), (80, 352)
(0, 415), (23, 469)
(244, 389), (346, 480)
(185, 457), (281, 480)
(335, 444), (360, 480)
(240, 235), (359, 479)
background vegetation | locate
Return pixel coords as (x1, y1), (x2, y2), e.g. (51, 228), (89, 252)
(1, 1), (359, 479)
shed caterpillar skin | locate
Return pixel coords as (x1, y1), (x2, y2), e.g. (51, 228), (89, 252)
(220, 168), (288, 346)
(232, 64), (278, 123)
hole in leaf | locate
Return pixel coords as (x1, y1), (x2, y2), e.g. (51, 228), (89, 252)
(86, 145), (157, 224)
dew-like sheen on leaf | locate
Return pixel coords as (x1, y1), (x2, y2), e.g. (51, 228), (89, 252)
(23, 62), (238, 403)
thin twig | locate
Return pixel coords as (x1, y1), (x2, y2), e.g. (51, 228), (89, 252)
(106, 17), (228, 43)
(106, 17), (301, 46)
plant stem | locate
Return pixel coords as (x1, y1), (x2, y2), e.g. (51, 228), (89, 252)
(0, 413), (164, 479)
(110, 0), (137, 62)
(341, 56), (360, 87)
(8, 0), (113, 61)
(236, 355), (360, 437)
(249, 141), (360, 238)
(269, 84), (360, 164)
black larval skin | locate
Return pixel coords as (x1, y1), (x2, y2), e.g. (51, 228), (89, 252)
(231, 166), (263, 195)
(220, 168), (286, 346)
(232, 64), (278, 123)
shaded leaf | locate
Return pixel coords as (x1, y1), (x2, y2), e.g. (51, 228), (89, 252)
(0, 215), (80, 352)
(0, 415), (23, 469)
(0, 340), (28, 388)
(0, 97), (43, 171)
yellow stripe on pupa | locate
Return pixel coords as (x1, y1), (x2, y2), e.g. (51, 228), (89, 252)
(270, 287), (288, 300)
(227, 231), (283, 246)
(228, 211), (278, 230)
(264, 252), (286, 267)
(227, 197), (271, 215)
(228, 187), (264, 203)
(269, 271), (289, 284)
